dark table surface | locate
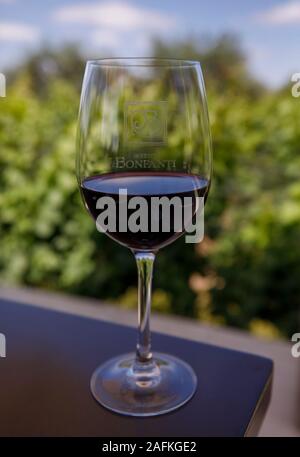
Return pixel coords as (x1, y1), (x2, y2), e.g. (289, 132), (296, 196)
(0, 299), (273, 437)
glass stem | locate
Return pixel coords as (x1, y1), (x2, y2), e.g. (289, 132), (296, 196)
(134, 251), (155, 363)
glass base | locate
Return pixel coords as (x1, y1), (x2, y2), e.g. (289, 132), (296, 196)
(90, 352), (197, 417)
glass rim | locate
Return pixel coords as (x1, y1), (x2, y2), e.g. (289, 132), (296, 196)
(86, 57), (200, 68)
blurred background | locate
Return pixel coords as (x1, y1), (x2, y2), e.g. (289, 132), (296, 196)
(1, 0), (300, 340)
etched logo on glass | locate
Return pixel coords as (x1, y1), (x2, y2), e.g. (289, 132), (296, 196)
(124, 101), (167, 145)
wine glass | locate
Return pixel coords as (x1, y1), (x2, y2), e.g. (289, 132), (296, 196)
(76, 58), (212, 416)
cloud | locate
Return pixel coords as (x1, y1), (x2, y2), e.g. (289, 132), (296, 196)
(257, 1), (300, 25)
(53, 1), (177, 32)
(90, 27), (152, 54)
(91, 29), (122, 48)
(0, 22), (39, 42)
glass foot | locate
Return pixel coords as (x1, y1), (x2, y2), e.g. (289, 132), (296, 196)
(90, 352), (197, 417)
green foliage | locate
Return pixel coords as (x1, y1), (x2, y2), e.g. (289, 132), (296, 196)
(153, 34), (264, 97)
(0, 42), (299, 339)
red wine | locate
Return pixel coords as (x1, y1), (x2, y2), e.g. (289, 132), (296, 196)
(81, 172), (210, 251)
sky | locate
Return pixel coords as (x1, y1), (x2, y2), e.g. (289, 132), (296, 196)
(1, 0), (300, 87)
